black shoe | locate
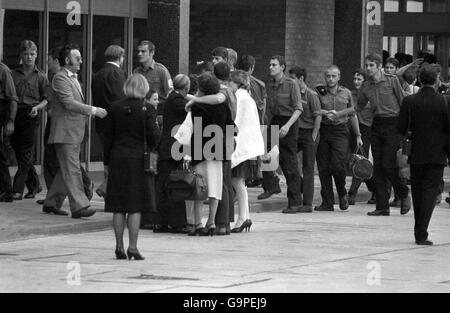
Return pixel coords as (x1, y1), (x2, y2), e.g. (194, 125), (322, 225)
(339, 195), (349, 211)
(12, 193), (23, 201)
(127, 248), (145, 260)
(153, 224), (170, 233)
(367, 209), (390, 216)
(416, 240), (433, 246)
(314, 204), (334, 212)
(169, 226), (190, 234)
(282, 205), (302, 214)
(0, 193), (13, 203)
(115, 248), (127, 260)
(24, 186), (43, 199)
(188, 226), (204, 236)
(389, 197), (401, 207)
(257, 188), (281, 200)
(43, 206), (69, 216)
(231, 219), (252, 233)
(400, 196), (411, 215)
(36, 199), (45, 205)
(297, 205), (313, 213)
(347, 193), (356, 205)
(72, 207), (96, 219)
(367, 193), (376, 204)
(140, 223), (154, 230)
(199, 224), (216, 236)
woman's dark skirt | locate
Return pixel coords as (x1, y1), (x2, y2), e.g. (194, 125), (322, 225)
(105, 157), (156, 214)
(232, 159), (260, 180)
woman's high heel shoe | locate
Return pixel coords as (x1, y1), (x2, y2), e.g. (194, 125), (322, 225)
(200, 224), (216, 237)
(115, 248), (127, 260)
(231, 219), (253, 233)
(127, 248), (145, 261)
(188, 227), (204, 236)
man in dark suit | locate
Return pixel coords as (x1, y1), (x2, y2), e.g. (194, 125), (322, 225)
(42, 45), (107, 218)
(92, 45), (127, 197)
(398, 64), (450, 246)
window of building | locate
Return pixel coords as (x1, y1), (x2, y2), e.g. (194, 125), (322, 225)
(385, 0), (400, 12)
(429, 0), (449, 12)
(2, 10), (41, 68)
(407, 0), (424, 12)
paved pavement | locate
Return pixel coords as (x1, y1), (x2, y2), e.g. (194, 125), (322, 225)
(1, 171), (450, 293)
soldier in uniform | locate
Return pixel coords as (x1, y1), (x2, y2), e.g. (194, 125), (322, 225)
(315, 65), (362, 212)
(0, 61), (18, 203)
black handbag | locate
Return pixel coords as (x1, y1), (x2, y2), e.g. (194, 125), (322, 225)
(166, 160), (208, 201)
(348, 146), (373, 181)
(143, 102), (158, 174)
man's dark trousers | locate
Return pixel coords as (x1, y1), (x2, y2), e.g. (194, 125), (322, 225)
(349, 123), (375, 195)
(316, 124), (349, 207)
(411, 164), (444, 242)
(216, 160), (234, 225)
(371, 117), (409, 211)
(297, 128), (319, 207)
(0, 136), (12, 195)
(10, 108), (40, 194)
(155, 159), (187, 228)
(265, 116), (302, 207)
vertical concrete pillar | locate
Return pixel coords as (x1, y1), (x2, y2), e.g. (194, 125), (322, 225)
(0, 0), (4, 60)
(179, 0), (189, 74)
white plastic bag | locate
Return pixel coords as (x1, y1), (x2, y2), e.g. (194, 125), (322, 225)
(174, 112), (193, 145)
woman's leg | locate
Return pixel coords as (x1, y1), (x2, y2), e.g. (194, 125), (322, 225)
(113, 213), (126, 249)
(232, 177), (249, 227)
(127, 213), (141, 251)
(193, 200), (203, 228)
(206, 198), (219, 228)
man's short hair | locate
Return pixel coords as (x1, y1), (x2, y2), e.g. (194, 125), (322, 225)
(198, 72), (220, 95)
(325, 65), (341, 75)
(193, 61), (214, 75)
(419, 63), (438, 86)
(289, 66), (307, 81)
(385, 57), (399, 68)
(58, 44), (79, 66)
(123, 74), (150, 99)
(139, 40), (155, 53)
(104, 45), (125, 62)
(19, 40), (38, 54)
(49, 46), (62, 61)
(353, 68), (368, 80)
(214, 61), (230, 81)
(403, 67), (417, 85)
(271, 55), (286, 71)
(365, 53), (383, 66)
(238, 55), (256, 72)
(211, 46), (228, 60)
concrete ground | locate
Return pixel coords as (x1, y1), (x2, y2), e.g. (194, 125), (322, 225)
(1, 171), (450, 293)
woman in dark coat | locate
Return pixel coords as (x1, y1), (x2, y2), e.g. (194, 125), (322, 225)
(103, 74), (160, 260)
(154, 74), (191, 233)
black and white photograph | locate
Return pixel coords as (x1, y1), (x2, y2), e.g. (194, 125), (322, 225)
(1, 0), (450, 298)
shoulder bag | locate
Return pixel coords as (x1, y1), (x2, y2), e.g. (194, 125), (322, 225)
(166, 160), (208, 201)
(143, 102), (158, 174)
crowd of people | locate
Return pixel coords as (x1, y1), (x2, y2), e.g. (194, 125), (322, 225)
(1, 38), (450, 260)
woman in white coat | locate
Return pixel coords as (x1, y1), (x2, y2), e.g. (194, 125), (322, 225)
(229, 70), (265, 233)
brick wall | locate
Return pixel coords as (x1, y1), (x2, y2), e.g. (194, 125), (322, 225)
(368, 0), (384, 56)
(285, 0), (335, 87)
(148, 0), (181, 77)
(189, 0), (285, 80)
